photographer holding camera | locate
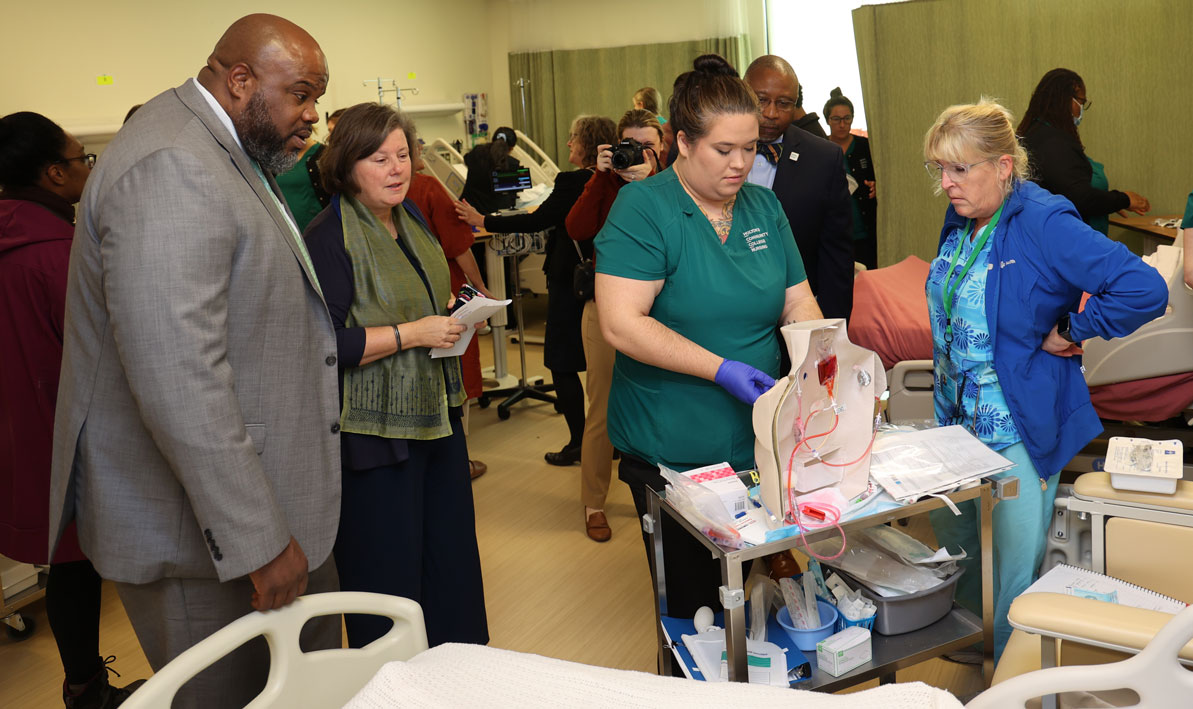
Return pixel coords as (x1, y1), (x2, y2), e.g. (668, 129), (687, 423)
(564, 108), (663, 543)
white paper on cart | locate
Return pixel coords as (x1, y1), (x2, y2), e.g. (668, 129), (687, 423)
(868, 425), (1013, 502)
(430, 296), (512, 359)
(680, 629), (789, 686)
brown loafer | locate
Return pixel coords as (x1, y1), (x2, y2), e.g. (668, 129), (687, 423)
(585, 510), (611, 542)
(469, 460), (487, 480)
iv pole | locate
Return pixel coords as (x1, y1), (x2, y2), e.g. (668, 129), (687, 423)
(514, 77), (530, 132)
(362, 77), (419, 108)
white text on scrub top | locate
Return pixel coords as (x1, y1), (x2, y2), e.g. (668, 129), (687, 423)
(743, 228), (769, 252)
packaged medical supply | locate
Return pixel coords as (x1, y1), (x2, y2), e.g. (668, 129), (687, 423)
(811, 537), (944, 595)
(659, 466), (744, 548)
(816, 626), (872, 677)
(679, 462), (750, 518)
(1105, 437), (1183, 494)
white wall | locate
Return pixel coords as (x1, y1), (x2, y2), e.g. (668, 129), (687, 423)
(1, 0), (496, 150)
(766, 0), (903, 132)
(2, 0), (768, 153)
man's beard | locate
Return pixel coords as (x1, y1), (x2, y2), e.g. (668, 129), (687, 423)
(236, 91), (303, 174)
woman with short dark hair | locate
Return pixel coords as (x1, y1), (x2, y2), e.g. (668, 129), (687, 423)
(1019, 68), (1149, 234)
(305, 102), (488, 650)
(0, 111), (144, 706)
(456, 114), (617, 466)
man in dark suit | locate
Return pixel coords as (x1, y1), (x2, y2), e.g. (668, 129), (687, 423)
(744, 55), (854, 320)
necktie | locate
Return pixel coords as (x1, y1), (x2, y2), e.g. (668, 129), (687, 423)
(759, 142), (783, 165)
(251, 161), (322, 294)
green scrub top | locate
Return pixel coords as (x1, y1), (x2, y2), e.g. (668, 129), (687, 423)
(1085, 156), (1110, 236)
(1182, 190), (1193, 229)
(844, 142), (868, 242)
(276, 144), (325, 234)
(594, 169), (807, 472)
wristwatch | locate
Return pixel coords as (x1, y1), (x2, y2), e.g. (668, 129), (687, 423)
(1056, 313), (1075, 343)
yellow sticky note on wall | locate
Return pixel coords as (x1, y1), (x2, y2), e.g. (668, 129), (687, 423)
(96, 75), (114, 86)
(407, 72), (417, 80)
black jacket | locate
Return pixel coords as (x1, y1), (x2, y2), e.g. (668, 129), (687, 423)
(1020, 121), (1129, 221)
(770, 125), (854, 320)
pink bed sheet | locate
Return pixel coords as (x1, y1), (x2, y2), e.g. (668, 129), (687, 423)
(850, 256), (933, 370)
(851, 257), (1193, 422)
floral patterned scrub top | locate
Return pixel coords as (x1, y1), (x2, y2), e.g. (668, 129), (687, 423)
(926, 217), (1021, 450)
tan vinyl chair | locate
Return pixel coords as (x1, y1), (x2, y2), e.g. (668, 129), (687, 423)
(981, 472), (1193, 708)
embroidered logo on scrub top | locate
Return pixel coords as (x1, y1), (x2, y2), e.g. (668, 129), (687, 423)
(743, 227), (769, 252)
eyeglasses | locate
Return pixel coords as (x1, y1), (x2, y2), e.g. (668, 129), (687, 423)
(1072, 96), (1092, 111)
(827, 115), (854, 124)
(57, 153), (97, 168)
(756, 96), (797, 112)
(923, 158), (994, 183)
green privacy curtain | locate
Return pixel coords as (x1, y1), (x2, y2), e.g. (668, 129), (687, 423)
(509, 35), (749, 165)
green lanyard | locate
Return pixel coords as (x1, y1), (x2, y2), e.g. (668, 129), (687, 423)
(942, 200), (1004, 343)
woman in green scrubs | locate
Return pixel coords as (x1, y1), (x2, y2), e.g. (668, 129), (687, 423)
(595, 54), (822, 618)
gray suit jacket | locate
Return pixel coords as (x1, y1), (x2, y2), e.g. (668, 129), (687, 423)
(49, 80), (342, 584)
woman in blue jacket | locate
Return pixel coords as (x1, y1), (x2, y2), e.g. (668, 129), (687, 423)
(921, 99), (1166, 663)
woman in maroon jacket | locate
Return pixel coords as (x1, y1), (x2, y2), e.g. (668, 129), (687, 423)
(564, 109), (663, 542)
(0, 112), (141, 708)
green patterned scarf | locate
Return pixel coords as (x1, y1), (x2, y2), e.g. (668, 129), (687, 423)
(339, 194), (465, 440)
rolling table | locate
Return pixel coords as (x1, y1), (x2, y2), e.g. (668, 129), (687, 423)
(647, 481), (1009, 689)
(1109, 214), (1180, 255)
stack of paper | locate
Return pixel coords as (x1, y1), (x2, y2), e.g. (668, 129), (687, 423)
(868, 425), (1013, 502)
(430, 296), (512, 359)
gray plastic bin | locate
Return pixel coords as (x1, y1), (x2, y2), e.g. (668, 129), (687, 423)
(832, 568), (965, 635)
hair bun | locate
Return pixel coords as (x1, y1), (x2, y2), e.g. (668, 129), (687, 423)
(492, 127), (517, 148)
(830, 87), (843, 98)
(692, 53), (739, 78)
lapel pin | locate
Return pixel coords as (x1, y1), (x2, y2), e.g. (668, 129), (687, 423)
(789, 152), (799, 161)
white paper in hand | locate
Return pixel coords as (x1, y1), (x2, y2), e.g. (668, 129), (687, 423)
(430, 296), (511, 359)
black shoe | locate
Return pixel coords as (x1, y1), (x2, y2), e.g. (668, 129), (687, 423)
(64, 656), (146, 709)
(545, 443), (582, 466)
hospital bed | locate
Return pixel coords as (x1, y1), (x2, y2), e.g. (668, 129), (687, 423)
(863, 247), (1193, 473)
(117, 590), (1193, 708)
(419, 131), (561, 200)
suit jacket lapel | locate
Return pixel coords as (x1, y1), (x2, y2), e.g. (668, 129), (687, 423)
(174, 81), (325, 304)
(774, 127), (805, 189)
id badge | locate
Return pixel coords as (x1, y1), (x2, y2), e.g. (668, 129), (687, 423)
(938, 357), (963, 419)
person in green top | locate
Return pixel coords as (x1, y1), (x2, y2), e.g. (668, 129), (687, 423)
(596, 54), (822, 619)
(1183, 191), (1193, 289)
(276, 134), (330, 233)
(824, 88), (877, 269)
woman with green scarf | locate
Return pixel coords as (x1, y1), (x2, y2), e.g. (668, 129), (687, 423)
(304, 103), (488, 649)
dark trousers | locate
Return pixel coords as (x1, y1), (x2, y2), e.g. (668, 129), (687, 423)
(551, 370), (585, 447)
(46, 559), (104, 684)
(619, 454), (723, 619)
(116, 560), (340, 709)
(334, 416), (489, 649)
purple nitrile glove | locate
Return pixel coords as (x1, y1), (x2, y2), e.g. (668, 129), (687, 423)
(714, 359), (776, 405)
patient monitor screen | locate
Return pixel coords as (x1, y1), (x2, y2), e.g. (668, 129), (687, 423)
(492, 167), (531, 193)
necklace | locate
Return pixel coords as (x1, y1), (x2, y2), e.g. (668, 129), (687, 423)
(675, 164), (735, 243)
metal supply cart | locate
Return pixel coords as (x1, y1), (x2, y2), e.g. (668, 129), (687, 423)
(647, 480), (1012, 689)
(1, 556), (47, 641)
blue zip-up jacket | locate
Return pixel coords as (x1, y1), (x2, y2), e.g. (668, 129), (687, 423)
(936, 180), (1167, 479)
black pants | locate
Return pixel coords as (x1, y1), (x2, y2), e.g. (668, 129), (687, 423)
(45, 559), (104, 684)
(551, 370), (585, 448)
(618, 454), (724, 619)
(334, 416), (489, 649)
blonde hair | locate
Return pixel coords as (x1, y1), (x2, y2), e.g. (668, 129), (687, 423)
(923, 97), (1029, 195)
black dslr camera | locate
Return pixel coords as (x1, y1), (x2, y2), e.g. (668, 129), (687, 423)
(609, 138), (646, 170)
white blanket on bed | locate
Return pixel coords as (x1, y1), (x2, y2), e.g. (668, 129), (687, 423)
(342, 643), (964, 708)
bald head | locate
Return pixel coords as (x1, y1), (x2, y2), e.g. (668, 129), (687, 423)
(744, 55), (803, 143)
(744, 55), (798, 86)
(198, 15), (329, 173)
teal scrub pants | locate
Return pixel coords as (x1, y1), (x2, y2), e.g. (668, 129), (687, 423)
(928, 442), (1060, 662)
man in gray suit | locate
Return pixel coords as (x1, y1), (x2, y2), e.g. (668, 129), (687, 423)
(50, 15), (342, 706)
